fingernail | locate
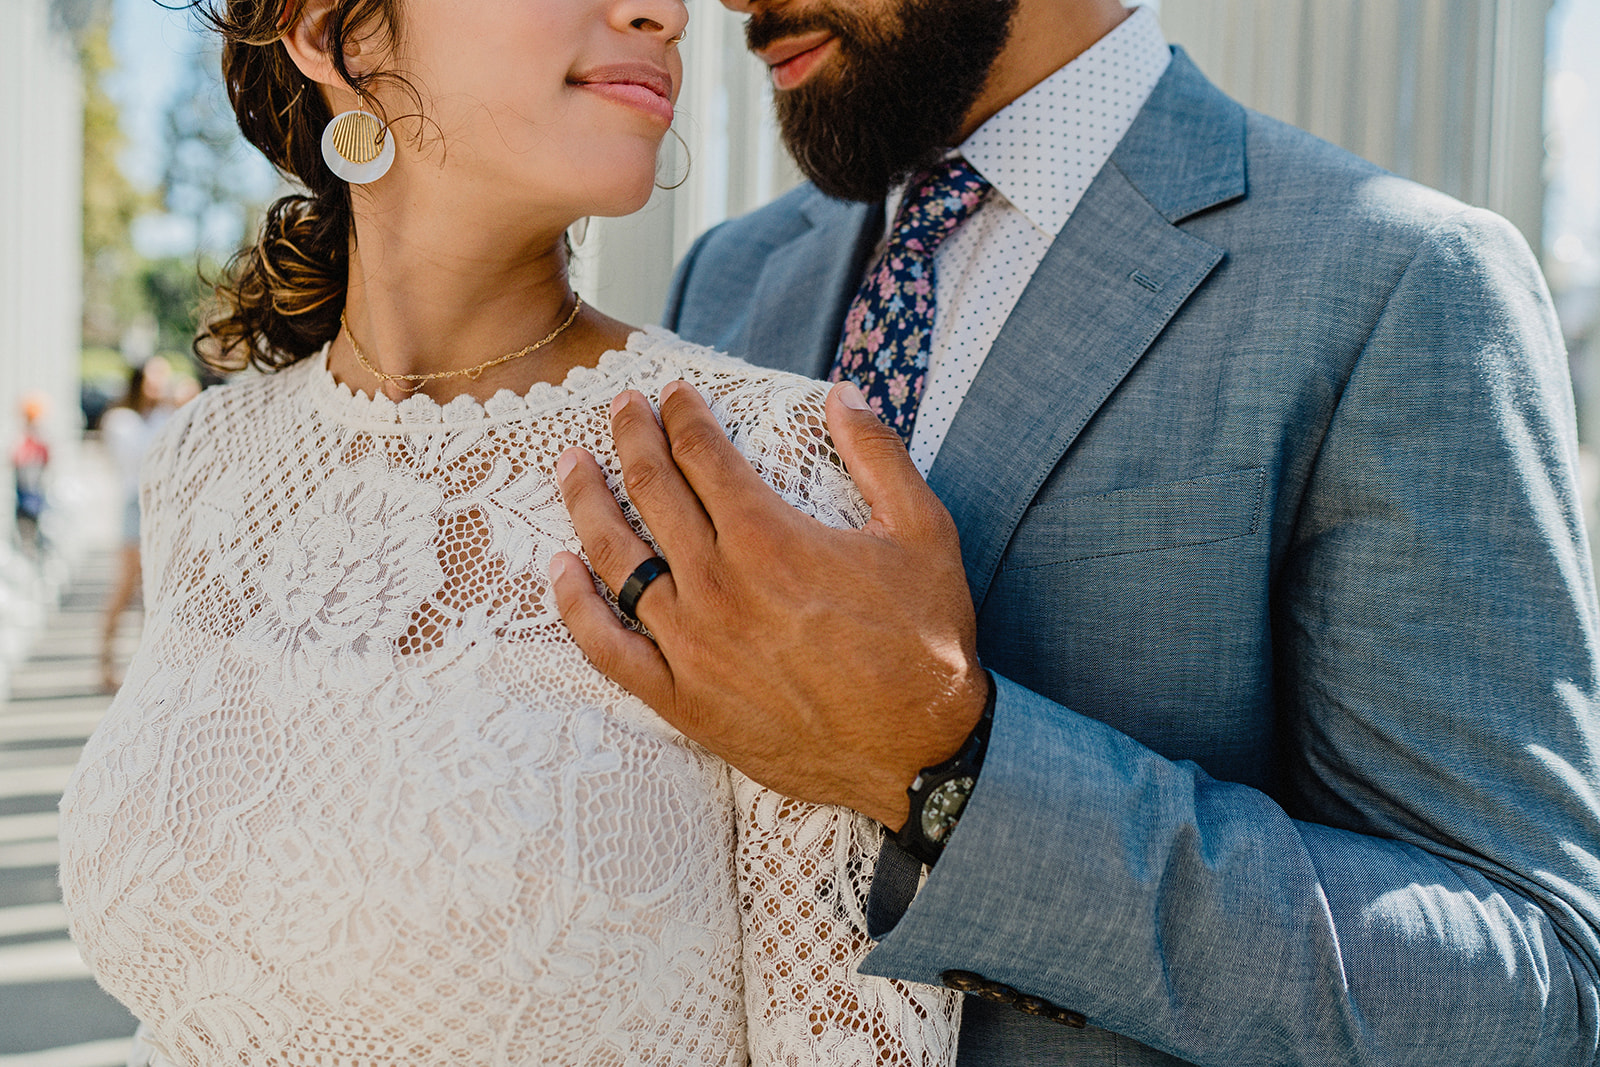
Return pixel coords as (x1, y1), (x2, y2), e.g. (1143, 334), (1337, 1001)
(660, 380), (684, 404)
(837, 382), (869, 411)
(556, 450), (579, 482)
(610, 392), (630, 417)
(549, 554), (572, 582)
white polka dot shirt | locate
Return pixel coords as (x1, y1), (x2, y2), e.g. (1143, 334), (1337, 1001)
(856, 6), (1172, 476)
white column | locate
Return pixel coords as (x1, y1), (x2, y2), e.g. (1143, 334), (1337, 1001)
(0, 0), (83, 440)
(1156, 0), (1551, 252)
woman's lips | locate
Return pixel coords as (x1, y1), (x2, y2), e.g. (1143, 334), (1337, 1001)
(571, 64), (675, 124)
(765, 36), (838, 92)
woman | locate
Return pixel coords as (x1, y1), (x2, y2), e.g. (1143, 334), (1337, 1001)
(97, 358), (173, 691)
(57, 0), (959, 1063)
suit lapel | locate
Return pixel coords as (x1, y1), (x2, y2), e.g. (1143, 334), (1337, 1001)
(927, 50), (1245, 610)
(739, 194), (884, 379)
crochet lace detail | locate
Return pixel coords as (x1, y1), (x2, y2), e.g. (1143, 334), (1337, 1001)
(59, 328), (959, 1067)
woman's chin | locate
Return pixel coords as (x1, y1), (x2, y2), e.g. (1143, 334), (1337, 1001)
(578, 174), (664, 219)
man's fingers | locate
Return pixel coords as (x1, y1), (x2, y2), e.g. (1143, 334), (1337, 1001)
(609, 391), (716, 560)
(556, 446), (673, 598)
(655, 381), (783, 530)
(548, 551), (675, 708)
(825, 382), (948, 538)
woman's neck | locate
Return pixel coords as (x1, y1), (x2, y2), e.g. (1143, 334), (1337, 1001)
(327, 196), (634, 405)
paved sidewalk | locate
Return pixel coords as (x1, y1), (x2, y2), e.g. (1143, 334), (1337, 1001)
(0, 457), (141, 1066)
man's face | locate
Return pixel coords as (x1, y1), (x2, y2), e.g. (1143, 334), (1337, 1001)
(744, 0), (1019, 202)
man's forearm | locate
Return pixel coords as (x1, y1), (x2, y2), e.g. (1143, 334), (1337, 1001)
(862, 674), (1600, 1067)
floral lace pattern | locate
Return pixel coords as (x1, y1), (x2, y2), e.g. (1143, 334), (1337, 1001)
(59, 328), (959, 1067)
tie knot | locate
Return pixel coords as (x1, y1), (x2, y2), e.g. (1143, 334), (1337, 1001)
(887, 157), (991, 256)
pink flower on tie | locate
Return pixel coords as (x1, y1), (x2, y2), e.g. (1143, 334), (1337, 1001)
(887, 373), (912, 409)
(828, 156), (990, 446)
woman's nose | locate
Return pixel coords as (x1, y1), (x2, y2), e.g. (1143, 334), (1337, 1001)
(619, 0), (690, 42)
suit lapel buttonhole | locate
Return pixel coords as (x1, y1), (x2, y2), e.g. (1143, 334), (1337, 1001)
(1130, 270), (1163, 293)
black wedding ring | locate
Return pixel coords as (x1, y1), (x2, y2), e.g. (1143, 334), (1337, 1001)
(617, 556), (670, 623)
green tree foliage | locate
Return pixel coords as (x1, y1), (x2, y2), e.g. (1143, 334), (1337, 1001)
(140, 255), (213, 359)
(79, 14), (151, 351)
(78, 9), (264, 386)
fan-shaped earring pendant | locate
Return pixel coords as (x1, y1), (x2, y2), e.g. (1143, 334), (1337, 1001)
(321, 109), (395, 184)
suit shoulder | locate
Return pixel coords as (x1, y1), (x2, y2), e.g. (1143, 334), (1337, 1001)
(1238, 107), (1504, 251)
(692, 182), (823, 262)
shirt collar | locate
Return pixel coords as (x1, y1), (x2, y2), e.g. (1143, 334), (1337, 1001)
(955, 5), (1171, 238)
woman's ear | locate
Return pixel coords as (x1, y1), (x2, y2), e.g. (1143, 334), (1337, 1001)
(280, 0), (352, 95)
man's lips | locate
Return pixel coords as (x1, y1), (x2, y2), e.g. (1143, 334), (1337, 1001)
(570, 63), (675, 124)
(755, 33), (838, 91)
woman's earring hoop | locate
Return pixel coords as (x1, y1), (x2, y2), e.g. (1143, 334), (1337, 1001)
(656, 127), (691, 191)
(321, 103), (395, 184)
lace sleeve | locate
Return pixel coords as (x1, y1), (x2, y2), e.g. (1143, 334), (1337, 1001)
(136, 399), (202, 610)
(702, 372), (962, 1067)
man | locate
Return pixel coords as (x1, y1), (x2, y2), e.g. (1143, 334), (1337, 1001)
(548, 0), (1600, 1062)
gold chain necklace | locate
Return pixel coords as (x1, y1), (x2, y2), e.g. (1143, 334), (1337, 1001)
(342, 294), (584, 394)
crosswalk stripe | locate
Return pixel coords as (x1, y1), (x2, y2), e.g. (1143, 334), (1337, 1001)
(0, 901), (68, 939)
(0, 938), (91, 985)
(0, 838), (58, 869)
(0, 1037), (134, 1067)
(0, 746), (84, 770)
(0, 764), (75, 801)
(0, 811), (58, 844)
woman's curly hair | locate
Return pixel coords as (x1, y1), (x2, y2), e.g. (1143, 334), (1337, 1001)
(193, 0), (411, 372)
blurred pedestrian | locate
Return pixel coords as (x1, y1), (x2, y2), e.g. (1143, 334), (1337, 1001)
(11, 392), (51, 557)
(98, 357), (172, 691)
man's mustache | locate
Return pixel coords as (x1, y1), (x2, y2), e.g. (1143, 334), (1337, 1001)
(745, 8), (855, 55)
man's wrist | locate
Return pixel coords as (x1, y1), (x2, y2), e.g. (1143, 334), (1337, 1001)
(856, 663), (991, 829)
(893, 670), (996, 866)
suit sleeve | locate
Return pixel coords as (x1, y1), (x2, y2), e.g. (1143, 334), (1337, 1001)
(858, 208), (1600, 1067)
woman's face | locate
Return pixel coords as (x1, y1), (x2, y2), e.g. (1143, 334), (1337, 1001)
(367, 0), (687, 223)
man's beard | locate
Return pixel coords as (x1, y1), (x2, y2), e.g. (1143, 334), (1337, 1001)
(748, 0), (1019, 203)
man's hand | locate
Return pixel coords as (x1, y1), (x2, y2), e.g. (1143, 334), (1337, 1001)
(549, 380), (988, 830)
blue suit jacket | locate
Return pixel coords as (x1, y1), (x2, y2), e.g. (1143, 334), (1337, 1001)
(664, 52), (1600, 1066)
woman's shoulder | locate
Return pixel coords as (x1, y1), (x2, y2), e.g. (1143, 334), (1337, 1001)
(629, 326), (816, 385)
(625, 327), (834, 419)
(142, 362), (316, 488)
(624, 328), (867, 530)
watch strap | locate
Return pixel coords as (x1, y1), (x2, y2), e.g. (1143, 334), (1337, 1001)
(894, 671), (996, 867)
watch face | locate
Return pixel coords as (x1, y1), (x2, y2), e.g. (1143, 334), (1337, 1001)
(920, 776), (976, 844)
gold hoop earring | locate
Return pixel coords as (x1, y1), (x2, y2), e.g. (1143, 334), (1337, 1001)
(668, 29), (686, 44)
(656, 127), (691, 191)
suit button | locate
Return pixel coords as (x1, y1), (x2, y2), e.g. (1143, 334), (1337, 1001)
(940, 970), (986, 992)
(1049, 1006), (1088, 1029)
(973, 983), (1020, 1005)
(1013, 995), (1052, 1017)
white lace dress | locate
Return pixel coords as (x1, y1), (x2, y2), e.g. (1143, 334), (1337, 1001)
(58, 328), (960, 1067)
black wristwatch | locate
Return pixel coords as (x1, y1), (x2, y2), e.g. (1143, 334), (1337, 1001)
(894, 672), (996, 867)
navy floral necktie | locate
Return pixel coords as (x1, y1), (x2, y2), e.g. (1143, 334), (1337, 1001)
(830, 157), (992, 445)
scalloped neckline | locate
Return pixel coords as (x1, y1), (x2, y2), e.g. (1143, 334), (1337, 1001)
(305, 326), (671, 429)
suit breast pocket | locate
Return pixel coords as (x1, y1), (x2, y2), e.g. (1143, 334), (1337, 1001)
(999, 467), (1267, 570)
